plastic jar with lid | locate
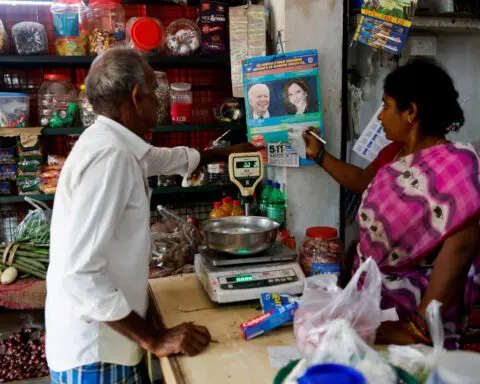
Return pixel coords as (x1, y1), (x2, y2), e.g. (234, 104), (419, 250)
(299, 227), (343, 278)
(78, 84), (96, 128)
(51, 0), (87, 56)
(126, 17), (164, 55)
(154, 71), (169, 125)
(86, 0), (125, 56)
(207, 140), (230, 185)
(38, 74), (78, 128)
(170, 83), (192, 124)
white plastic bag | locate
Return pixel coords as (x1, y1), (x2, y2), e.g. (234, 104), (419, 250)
(388, 300), (444, 383)
(295, 257), (383, 354)
(14, 197), (51, 245)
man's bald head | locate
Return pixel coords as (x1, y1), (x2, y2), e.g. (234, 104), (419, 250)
(86, 47), (148, 117)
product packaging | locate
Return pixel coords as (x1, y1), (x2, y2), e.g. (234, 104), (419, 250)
(199, 1), (227, 55)
(165, 19), (201, 56)
(11, 22), (48, 55)
(261, 293), (300, 323)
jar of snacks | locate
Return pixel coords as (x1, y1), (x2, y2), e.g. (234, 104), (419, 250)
(51, 0), (87, 56)
(207, 140), (230, 185)
(78, 84), (96, 127)
(170, 82), (192, 124)
(86, 0), (125, 55)
(154, 71), (169, 125)
(11, 22), (48, 55)
(38, 74), (77, 128)
(0, 20), (9, 54)
(165, 19), (201, 56)
(299, 227), (342, 278)
(126, 17), (164, 55)
(0, 93), (30, 128)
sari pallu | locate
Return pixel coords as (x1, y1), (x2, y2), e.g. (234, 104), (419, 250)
(355, 142), (480, 349)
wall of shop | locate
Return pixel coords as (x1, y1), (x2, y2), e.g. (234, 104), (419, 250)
(265, 0), (344, 244)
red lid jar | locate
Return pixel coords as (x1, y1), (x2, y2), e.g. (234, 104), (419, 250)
(126, 17), (164, 55)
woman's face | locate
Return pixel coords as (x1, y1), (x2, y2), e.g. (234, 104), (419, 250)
(377, 93), (411, 142)
(288, 83), (307, 112)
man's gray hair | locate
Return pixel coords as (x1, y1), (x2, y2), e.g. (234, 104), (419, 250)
(86, 47), (147, 116)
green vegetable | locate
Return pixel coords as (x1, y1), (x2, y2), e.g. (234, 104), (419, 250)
(0, 244), (49, 280)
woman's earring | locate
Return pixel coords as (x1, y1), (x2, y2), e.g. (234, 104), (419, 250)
(408, 116), (412, 124)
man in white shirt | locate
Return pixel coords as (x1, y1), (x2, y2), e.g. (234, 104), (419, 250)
(46, 47), (258, 383)
(248, 83), (271, 120)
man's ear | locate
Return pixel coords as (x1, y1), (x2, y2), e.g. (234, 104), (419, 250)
(132, 84), (143, 115)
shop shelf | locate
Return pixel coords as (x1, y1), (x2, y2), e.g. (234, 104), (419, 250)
(0, 55), (230, 69)
(41, 123), (245, 135)
(0, 185), (233, 204)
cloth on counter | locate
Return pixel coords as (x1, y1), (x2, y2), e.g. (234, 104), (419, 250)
(46, 115), (200, 372)
(50, 360), (150, 384)
(355, 142), (480, 349)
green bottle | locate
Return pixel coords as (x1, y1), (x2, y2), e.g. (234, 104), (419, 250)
(266, 182), (286, 226)
(259, 179), (273, 216)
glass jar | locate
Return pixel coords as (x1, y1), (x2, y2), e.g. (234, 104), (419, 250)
(51, 0), (87, 56)
(299, 227), (342, 278)
(38, 74), (77, 128)
(154, 71), (169, 125)
(170, 82), (192, 124)
(86, 0), (125, 56)
(126, 17), (164, 55)
(207, 139), (230, 185)
(11, 22), (48, 55)
(78, 84), (96, 128)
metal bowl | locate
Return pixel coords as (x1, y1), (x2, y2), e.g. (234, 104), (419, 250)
(201, 216), (280, 256)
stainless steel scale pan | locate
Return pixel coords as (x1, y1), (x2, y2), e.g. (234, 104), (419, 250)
(201, 216), (280, 256)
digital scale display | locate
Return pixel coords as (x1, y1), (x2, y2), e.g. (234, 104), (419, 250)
(235, 161), (259, 169)
(219, 269), (298, 290)
(226, 274), (254, 283)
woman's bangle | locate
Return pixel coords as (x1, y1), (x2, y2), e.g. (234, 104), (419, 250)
(402, 320), (432, 344)
(314, 147), (326, 166)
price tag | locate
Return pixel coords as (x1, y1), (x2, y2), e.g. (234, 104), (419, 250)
(267, 143), (299, 168)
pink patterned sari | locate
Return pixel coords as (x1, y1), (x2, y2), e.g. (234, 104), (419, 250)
(355, 142), (480, 349)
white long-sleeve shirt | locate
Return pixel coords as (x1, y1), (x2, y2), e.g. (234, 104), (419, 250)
(45, 116), (200, 371)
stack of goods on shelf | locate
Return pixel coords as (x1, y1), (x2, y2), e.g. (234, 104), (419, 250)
(40, 155), (65, 194)
(16, 135), (43, 195)
(0, 93), (30, 128)
(0, 143), (17, 196)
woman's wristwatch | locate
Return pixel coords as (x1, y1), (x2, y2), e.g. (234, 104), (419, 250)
(314, 147), (326, 166)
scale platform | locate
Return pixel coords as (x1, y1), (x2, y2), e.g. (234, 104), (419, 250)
(195, 243), (305, 304)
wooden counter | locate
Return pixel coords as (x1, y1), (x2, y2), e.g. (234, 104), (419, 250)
(149, 274), (296, 384)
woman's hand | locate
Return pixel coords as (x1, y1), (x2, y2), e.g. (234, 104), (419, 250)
(302, 127), (324, 159)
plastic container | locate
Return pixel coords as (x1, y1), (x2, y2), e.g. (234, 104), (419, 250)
(209, 202), (227, 219)
(297, 364), (366, 384)
(126, 17), (164, 55)
(51, 0), (87, 56)
(427, 351), (480, 384)
(11, 22), (48, 55)
(221, 197), (233, 215)
(38, 74), (77, 128)
(207, 139), (230, 185)
(259, 179), (273, 215)
(299, 226), (342, 278)
(154, 71), (170, 125)
(78, 84), (96, 128)
(266, 182), (286, 226)
(165, 18), (201, 56)
(0, 20), (9, 54)
(170, 82), (192, 124)
(86, 0), (125, 55)
(231, 200), (245, 216)
(0, 93), (30, 128)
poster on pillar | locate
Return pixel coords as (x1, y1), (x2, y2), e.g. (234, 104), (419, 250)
(353, 0), (418, 55)
(242, 49), (324, 167)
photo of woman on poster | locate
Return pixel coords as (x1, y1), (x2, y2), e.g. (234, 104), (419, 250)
(282, 79), (318, 115)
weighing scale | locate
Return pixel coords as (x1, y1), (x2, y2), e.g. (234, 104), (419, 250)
(195, 152), (306, 304)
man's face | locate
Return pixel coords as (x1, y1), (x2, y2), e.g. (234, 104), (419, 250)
(250, 86), (270, 116)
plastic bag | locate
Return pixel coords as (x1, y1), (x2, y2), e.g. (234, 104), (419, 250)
(288, 319), (397, 384)
(151, 205), (202, 271)
(295, 257), (382, 354)
(388, 300), (444, 383)
(14, 197), (51, 245)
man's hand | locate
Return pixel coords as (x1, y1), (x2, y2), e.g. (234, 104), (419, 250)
(229, 142), (264, 154)
(151, 322), (211, 358)
(302, 127), (324, 160)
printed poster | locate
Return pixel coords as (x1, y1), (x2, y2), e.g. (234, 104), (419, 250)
(353, 0), (418, 55)
(242, 49), (324, 166)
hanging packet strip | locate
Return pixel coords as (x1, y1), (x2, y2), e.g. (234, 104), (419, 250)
(353, 0), (418, 55)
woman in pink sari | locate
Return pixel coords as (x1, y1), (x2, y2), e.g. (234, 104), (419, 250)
(304, 59), (480, 349)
